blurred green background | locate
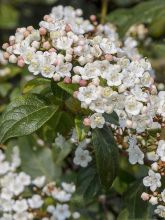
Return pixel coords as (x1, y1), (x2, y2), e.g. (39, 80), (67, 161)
(0, 0), (165, 82)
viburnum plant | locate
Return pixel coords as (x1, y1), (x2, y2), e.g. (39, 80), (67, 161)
(0, 5), (165, 220)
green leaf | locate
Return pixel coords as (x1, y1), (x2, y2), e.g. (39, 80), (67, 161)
(117, 209), (129, 220)
(57, 81), (79, 95)
(0, 83), (12, 97)
(18, 136), (61, 181)
(103, 112), (119, 126)
(0, 3), (18, 29)
(92, 126), (119, 191)
(23, 77), (50, 94)
(77, 164), (100, 200)
(0, 94), (58, 143)
(124, 180), (154, 219)
(75, 116), (89, 141)
(52, 141), (73, 165)
(108, 0), (165, 36)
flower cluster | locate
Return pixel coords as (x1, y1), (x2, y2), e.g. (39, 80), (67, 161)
(1, 5), (165, 218)
(0, 146), (79, 220)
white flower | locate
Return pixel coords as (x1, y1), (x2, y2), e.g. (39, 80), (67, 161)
(8, 177), (25, 196)
(90, 113), (105, 129)
(13, 199), (28, 213)
(143, 170), (161, 192)
(52, 190), (71, 202)
(62, 182), (76, 193)
(73, 147), (92, 167)
(22, 47), (35, 64)
(89, 98), (107, 113)
(32, 176), (46, 188)
(53, 204), (71, 220)
(77, 85), (99, 105)
(147, 151), (159, 161)
(156, 140), (165, 161)
(0, 161), (10, 175)
(0, 213), (13, 220)
(56, 62), (72, 77)
(100, 38), (117, 54)
(17, 172), (31, 186)
(80, 63), (101, 80)
(56, 36), (73, 50)
(154, 205), (165, 218)
(0, 198), (14, 212)
(55, 134), (66, 148)
(149, 196), (158, 205)
(13, 212), (30, 220)
(72, 212), (80, 219)
(40, 52), (57, 78)
(28, 195), (43, 209)
(125, 95), (143, 116)
(128, 137), (144, 164)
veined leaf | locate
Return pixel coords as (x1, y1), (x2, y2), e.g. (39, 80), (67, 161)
(57, 81), (79, 95)
(23, 77), (50, 94)
(18, 136), (61, 181)
(92, 126), (119, 191)
(0, 94), (58, 143)
(103, 112), (119, 126)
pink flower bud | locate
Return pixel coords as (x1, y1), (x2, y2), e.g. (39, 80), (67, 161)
(64, 77), (72, 84)
(43, 41), (50, 50)
(90, 15), (97, 22)
(39, 27), (47, 36)
(2, 43), (9, 50)
(79, 80), (87, 86)
(73, 91), (78, 98)
(65, 24), (72, 32)
(83, 118), (91, 126)
(141, 192), (150, 201)
(105, 54), (113, 61)
(3, 52), (10, 59)
(43, 15), (49, 21)
(27, 26), (34, 32)
(24, 31), (30, 38)
(49, 48), (56, 52)
(17, 59), (25, 67)
(47, 17), (53, 23)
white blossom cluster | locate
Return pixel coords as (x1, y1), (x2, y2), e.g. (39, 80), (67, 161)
(0, 146), (79, 220)
(125, 134), (165, 218)
(2, 6), (164, 132)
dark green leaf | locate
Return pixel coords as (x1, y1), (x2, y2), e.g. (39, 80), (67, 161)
(124, 180), (154, 219)
(92, 126), (119, 191)
(77, 163), (100, 200)
(57, 81), (79, 95)
(0, 94), (58, 143)
(103, 112), (119, 126)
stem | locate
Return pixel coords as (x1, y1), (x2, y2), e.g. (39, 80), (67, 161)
(101, 0), (108, 24)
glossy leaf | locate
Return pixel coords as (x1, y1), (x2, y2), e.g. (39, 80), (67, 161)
(103, 112), (119, 126)
(77, 164), (100, 200)
(57, 81), (79, 95)
(92, 126), (119, 191)
(23, 77), (50, 94)
(18, 136), (61, 181)
(0, 94), (58, 143)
